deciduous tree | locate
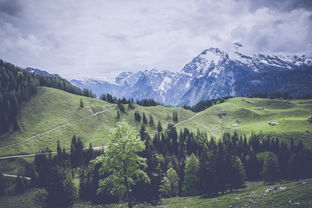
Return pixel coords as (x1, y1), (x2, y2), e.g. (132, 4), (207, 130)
(95, 122), (150, 208)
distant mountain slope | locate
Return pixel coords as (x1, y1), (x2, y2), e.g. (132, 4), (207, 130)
(71, 47), (312, 106)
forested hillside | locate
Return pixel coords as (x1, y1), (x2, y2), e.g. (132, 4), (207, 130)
(0, 60), (38, 134)
(0, 59), (95, 135)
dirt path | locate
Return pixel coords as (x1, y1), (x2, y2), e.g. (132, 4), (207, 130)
(0, 105), (115, 151)
(174, 113), (200, 127)
(0, 110), (200, 160)
(0, 146), (107, 160)
(2, 174), (31, 181)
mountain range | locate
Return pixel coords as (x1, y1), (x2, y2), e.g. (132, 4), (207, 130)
(71, 47), (312, 106)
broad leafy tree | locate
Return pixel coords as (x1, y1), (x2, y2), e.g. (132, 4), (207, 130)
(95, 122), (150, 208)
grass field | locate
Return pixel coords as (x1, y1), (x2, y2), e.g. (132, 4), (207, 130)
(0, 87), (194, 156)
(1, 179), (311, 208)
(161, 179), (312, 208)
(178, 97), (312, 145)
(0, 87), (311, 156)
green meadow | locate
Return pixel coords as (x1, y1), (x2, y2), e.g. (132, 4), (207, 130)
(0, 87), (311, 156)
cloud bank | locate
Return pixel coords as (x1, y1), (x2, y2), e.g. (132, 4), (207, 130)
(0, 0), (311, 78)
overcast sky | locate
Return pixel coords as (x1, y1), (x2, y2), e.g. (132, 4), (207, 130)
(0, 0), (312, 79)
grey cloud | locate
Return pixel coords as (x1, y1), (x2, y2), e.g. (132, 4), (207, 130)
(0, 0), (20, 15)
(0, 0), (311, 79)
(245, 0), (312, 12)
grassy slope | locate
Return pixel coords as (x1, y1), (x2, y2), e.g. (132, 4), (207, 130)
(179, 97), (312, 145)
(0, 87), (311, 156)
(1, 179), (311, 208)
(0, 87), (194, 156)
(162, 179), (312, 208)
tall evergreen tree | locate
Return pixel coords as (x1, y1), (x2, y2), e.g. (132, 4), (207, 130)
(117, 103), (125, 113)
(157, 121), (163, 132)
(0, 173), (5, 196)
(288, 153), (304, 180)
(134, 111), (141, 122)
(183, 154), (200, 195)
(116, 110), (120, 120)
(149, 114), (155, 128)
(173, 111), (178, 122)
(128, 102), (135, 110)
(246, 152), (260, 180)
(46, 167), (77, 208)
(142, 112), (148, 124)
(133, 126), (161, 204)
(159, 168), (179, 197)
(262, 152), (280, 184)
(229, 156), (246, 191)
(14, 176), (26, 195)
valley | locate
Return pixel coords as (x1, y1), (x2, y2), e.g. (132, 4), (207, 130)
(1, 87), (311, 157)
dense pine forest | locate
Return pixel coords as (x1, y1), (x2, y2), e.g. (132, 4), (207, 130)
(3, 122), (311, 208)
(0, 60), (95, 135)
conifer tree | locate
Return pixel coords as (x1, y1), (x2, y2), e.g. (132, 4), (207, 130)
(173, 111), (178, 122)
(117, 103), (125, 113)
(142, 112), (147, 124)
(128, 102), (135, 110)
(183, 154), (200, 195)
(80, 98), (84, 108)
(159, 168), (179, 197)
(134, 111), (141, 122)
(246, 152), (260, 180)
(229, 156), (246, 191)
(0, 173), (4, 196)
(56, 140), (62, 158)
(133, 125), (161, 203)
(262, 152), (280, 184)
(14, 176), (26, 195)
(116, 110), (120, 120)
(46, 167), (77, 207)
(288, 153), (304, 180)
(157, 121), (163, 132)
(149, 114), (155, 128)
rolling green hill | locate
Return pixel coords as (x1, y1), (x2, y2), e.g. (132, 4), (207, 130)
(0, 87), (311, 156)
(0, 87), (194, 156)
(179, 98), (312, 145)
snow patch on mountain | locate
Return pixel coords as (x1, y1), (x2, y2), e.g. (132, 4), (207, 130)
(70, 46), (312, 106)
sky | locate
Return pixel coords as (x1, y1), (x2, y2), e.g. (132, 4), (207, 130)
(0, 0), (312, 79)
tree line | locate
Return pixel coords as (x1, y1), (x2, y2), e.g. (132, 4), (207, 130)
(134, 111), (177, 129)
(183, 96), (232, 112)
(100, 93), (160, 107)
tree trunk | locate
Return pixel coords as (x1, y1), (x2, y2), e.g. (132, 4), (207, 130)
(125, 179), (132, 208)
(128, 201), (133, 208)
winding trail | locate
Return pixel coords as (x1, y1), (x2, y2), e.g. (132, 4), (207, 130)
(174, 113), (200, 127)
(0, 111), (200, 160)
(0, 105), (115, 151)
(0, 146), (107, 160)
(2, 174), (31, 181)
